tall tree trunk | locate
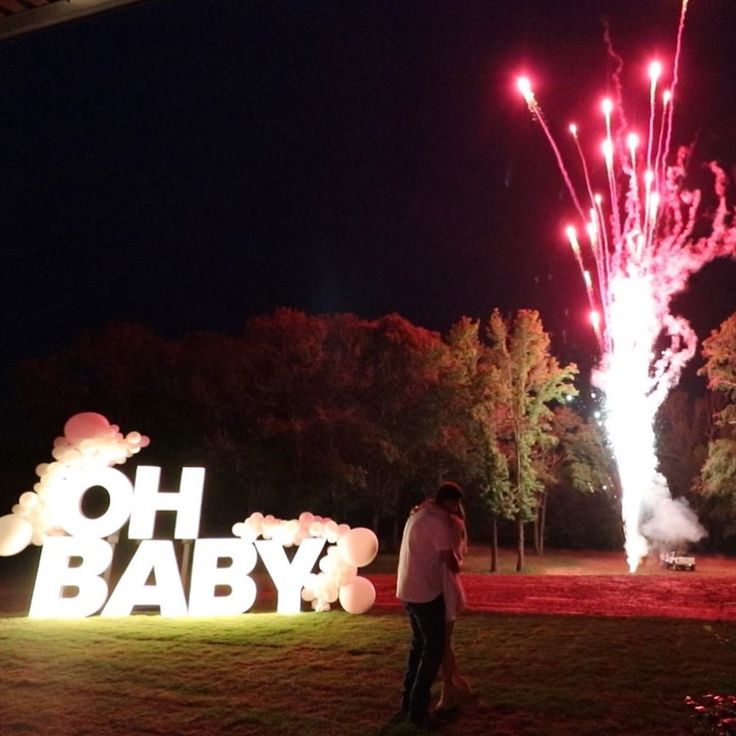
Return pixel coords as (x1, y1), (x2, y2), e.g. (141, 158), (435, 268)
(490, 515), (499, 572)
(534, 491), (547, 555)
(538, 490), (547, 556)
(516, 517), (525, 572)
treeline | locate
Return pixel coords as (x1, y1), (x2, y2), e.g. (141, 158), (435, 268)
(678, 312), (736, 551)
(2, 308), (622, 568)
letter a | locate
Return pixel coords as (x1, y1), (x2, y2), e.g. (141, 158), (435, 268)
(102, 540), (187, 617)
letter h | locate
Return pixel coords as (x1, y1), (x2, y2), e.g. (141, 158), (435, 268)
(128, 466), (204, 540)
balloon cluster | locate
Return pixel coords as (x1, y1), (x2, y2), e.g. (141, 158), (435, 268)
(0, 412), (149, 557)
(231, 511), (378, 614)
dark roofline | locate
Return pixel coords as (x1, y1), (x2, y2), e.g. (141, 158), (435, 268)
(0, 0), (149, 41)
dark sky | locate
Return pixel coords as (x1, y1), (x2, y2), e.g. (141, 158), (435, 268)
(2, 0), (736, 383)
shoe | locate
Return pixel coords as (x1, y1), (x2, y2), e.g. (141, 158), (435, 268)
(434, 684), (463, 715)
(407, 713), (441, 731)
(432, 703), (458, 719)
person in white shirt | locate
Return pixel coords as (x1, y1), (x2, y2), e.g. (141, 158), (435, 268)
(396, 482), (463, 728)
(436, 501), (471, 714)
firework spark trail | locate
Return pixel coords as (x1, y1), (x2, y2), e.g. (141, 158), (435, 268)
(517, 78), (588, 223)
(518, 0), (736, 571)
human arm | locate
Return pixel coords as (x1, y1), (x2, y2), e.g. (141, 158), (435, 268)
(440, 548), (460, 574)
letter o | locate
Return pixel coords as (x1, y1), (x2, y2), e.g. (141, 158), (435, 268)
(60, 468), (134, 538)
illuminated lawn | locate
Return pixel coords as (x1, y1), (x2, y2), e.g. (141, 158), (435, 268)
(2, 611), (735, 736)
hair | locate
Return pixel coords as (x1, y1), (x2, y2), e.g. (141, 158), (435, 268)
(434, 481), (464, 504)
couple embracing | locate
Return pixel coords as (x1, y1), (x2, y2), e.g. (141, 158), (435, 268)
(396, 481), (471, 729)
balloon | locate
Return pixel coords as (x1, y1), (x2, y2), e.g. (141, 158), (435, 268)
(0, 514), (34, 556)
(318, 556), (334, 573)
(19, 492), (38, 509)
(337, 527), (379, 567)
(338, 576), (376, 614)
(299, 511), (315, 527)
(64, 412), (110, 443)
(339, 564), (358, 586)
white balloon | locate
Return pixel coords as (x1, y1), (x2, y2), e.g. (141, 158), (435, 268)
(126, 431), (142, 445)
(339, 564), (358, 586)
(337, 527), (379, 567)
(19, 492), (38, 509)
(318, 556), (334, 573)
(325, 583), (339, 603)
(0, 514), (34, 556)
(338, 576), (376, 614)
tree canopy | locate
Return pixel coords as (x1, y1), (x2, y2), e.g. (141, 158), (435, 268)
(1, 308), (623, 555)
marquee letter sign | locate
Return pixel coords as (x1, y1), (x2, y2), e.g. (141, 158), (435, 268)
(0, 413), (378, 618)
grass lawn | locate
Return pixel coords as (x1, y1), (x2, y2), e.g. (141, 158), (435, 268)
(3, 548), (736, 734)
(1, 609), (735, 735)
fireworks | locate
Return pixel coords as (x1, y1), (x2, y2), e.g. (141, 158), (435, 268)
(518, 0), (736, 571)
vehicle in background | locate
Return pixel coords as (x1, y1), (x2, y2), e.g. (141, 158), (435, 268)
(661, 550), (696, 571)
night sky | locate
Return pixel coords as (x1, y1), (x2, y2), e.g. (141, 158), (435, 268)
(2, 0), (736, 386)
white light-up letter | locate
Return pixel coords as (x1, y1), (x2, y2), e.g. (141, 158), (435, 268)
(101, 540), (187, 617)
(29, 537), (113, 618)
(255, 537), (325, 614)
(188, 539), (258, 616)
(59, 467), (134, 539)
(128, 466), (204, 539)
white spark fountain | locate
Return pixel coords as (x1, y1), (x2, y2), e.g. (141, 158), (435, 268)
(518, 0), (736, 570)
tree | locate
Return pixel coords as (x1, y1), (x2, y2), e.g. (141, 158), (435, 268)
(535, 405), (617, 554)
(356, 314), (451, 545)
(697, 314), (736, 543)
(656, 390), (713, 511)
(442, 317), (509, 571)
(484, 309), (578, 571)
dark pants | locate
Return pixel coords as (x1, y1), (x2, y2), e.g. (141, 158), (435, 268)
(402, 594), (446, 724)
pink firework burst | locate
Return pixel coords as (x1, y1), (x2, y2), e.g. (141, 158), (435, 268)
(518, 0), (736, 571)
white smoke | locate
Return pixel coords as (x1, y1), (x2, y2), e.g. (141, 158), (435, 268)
(639, 472), (707, 548)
